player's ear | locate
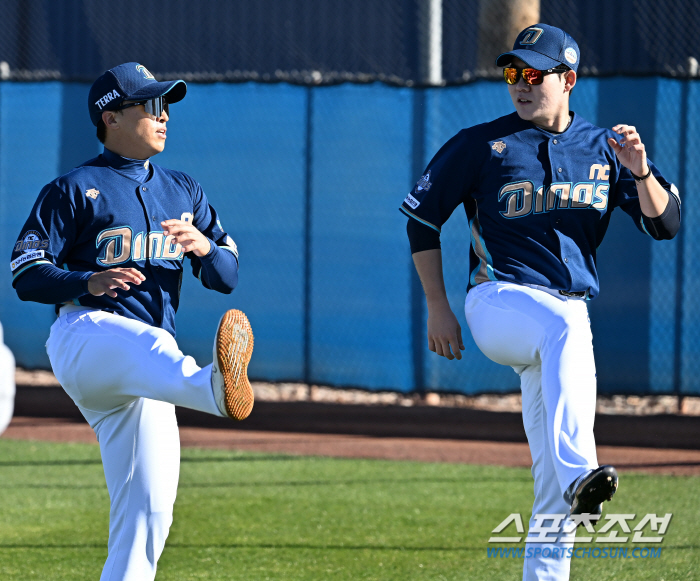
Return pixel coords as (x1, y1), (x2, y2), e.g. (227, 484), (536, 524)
(564, 70), (577, 94)
(102, 110), (120, 130)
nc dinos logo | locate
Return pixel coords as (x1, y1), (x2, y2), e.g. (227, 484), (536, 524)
(136, 65), (155, 79)
(520, 27), (544, 45)
(15, 230), (48, 253)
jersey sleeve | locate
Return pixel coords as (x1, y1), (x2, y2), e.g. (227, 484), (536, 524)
(187, 181), (239, 293)
(10, 182), (81, 284)
(612, 159), (681, 240)
(399, 130), (482, 233)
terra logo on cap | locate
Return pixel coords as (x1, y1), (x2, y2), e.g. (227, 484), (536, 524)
(95, 90), (122, 111)
(87, 62), (187, 126)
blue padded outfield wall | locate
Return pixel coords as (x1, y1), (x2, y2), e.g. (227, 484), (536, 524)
(0, 79), (696, 395)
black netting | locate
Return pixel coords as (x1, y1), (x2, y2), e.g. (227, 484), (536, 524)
(2, 0), (700, 85)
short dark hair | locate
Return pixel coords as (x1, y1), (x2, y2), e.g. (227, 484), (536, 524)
(96, 119), (106, 143)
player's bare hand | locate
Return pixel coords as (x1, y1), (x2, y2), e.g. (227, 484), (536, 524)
(608, 125), (648, 177)
(427, 302), (465, 360)
(88, 268), (145, 298)
(161, 219), (211, 257)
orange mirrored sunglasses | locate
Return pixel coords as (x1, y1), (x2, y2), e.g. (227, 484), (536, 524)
(503, 66), (568, 85)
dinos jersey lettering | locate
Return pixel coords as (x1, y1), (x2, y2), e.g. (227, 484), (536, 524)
(400, 112), (679, 299)
(10, 154), (238, 335)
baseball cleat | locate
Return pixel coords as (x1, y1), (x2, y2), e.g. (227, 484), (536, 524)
(569, 465), (618, 518)
(211, 309), (254, 420)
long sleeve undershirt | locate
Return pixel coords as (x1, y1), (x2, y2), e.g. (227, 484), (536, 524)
(14, 241), (239, 304)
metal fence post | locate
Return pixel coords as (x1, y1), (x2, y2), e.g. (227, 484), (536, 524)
(303, 86), (314, 387)
(410, 89), (426, 394)
(673, 78), (688, 411)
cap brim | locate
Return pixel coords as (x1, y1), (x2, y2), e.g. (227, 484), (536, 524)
(495, 50), (562, 71)
(129, 80), (187, 103)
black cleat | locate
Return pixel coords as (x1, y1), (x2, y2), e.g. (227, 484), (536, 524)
(569, 465), (618, 517)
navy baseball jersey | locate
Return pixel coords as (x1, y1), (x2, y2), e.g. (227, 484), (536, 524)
(400, 112), (680, 299)
(11, 149), (239, 336)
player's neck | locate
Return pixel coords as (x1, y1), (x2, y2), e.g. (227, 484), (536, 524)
(103, 136), (157, 161)
(532, 112), (572, 134)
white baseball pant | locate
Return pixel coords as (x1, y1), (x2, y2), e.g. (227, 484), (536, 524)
(464, 281), (599, 581)
(0, 321), (16, 436)
(46, 305), (224, 581)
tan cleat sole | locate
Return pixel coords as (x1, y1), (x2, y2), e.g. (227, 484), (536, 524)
(214, 309), (254, 420)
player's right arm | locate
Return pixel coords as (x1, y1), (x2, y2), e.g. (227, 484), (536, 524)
(86, 268), (145, 298)
(412, 249), (465, 360)
(14, 264), (144, 303)
(11, 182), (144, 304)
(400, 129), (482, 360)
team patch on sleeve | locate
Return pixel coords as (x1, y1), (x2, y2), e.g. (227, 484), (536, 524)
(403, 171), (433, 210)
(14, 230), (49, 253)
(404, 193), (420, 209)
(11, 250), (45, 272)
(415, 171), (432, 193)
(223, 235), (239, 258)
(669, 183), (681, 204)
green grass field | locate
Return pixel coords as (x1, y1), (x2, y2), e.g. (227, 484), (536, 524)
(0, 439), (698, 580)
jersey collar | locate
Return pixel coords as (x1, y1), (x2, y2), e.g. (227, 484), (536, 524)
(102, 148), (152, 183)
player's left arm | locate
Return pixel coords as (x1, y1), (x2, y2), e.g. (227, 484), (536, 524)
(162, 215), (238, 294)
(608, 124), (680, 239)
(608, 125), (672, 217)
(166, 177), (239, 294)
(161, 219), (211, 257)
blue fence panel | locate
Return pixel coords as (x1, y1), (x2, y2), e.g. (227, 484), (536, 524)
(310, 84), (413, 391)
(681, 81), (700, 395)
(649, 79), (683, 394)
(0, 83), (64, 368)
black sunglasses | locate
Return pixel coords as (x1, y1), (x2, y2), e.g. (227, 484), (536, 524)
(118, 96), (169, 118)
(503, 66), (569, 86)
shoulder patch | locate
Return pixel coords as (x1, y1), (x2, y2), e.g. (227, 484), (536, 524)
(14, 230), (49, 253)
(415, 171), (432, 193)
(492, 141), (506, 153)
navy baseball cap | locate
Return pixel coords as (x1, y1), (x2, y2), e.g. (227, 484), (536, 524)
(495, 23), (580, 73)
(88, 62), (187, 126)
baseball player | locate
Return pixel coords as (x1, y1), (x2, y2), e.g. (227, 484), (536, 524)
(401, 24), (680, 581)
(10, 63), (254, 581)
